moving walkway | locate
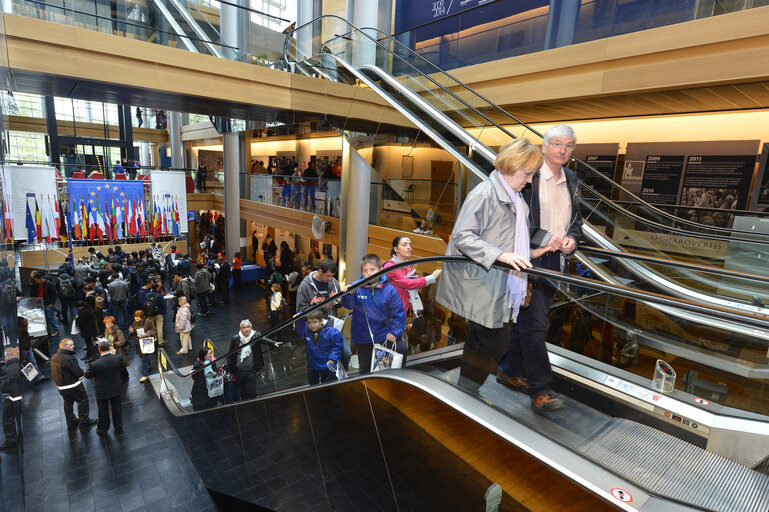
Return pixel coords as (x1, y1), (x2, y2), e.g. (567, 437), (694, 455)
(157, 257), (769, 511)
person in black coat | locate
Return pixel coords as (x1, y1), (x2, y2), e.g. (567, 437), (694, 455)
(85, 341), (126, 435)
(75, 301), (99, 363)
(215, 257), (231, 305)
(50, 338), (97, 431)
(190, 347), (218, 411)
(227, 320), (281, 400)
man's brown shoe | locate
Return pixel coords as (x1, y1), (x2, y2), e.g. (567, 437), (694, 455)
(531, 393), (566, 413)
(496, 369), (530, 394)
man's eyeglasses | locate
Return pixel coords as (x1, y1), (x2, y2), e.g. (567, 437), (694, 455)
(548, 142), (575, 151)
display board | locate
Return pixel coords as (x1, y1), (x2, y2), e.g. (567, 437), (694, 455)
(621, 141), (759, 210)
(2, 165), (58, 242)
(394, 0), (503, 33)
(150, 170), (189, 233)
(570, 143), (619, 196)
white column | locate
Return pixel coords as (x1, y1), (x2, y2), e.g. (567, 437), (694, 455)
(140, 142), (152, 167)
(351, 0), (379, 67)
(339, 137), (370, 286)
(223, 133), (241, 260)
(296, 0), (314, 60)
(168, 111), (184, 169)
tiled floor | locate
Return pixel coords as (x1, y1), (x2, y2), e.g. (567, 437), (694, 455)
(0, 282), (279, 512)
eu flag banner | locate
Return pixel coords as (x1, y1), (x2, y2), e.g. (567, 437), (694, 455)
(67, 179), (145, 241)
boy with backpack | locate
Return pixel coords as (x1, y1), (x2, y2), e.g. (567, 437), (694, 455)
(301, 309), (344, 385)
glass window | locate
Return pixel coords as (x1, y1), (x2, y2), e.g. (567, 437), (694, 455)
(6, 131), (48, 162)
(1, 92), (43, 117)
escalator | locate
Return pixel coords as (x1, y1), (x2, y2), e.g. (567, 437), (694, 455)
(157, 257), (769, 511)
(281, 16), (769, 317)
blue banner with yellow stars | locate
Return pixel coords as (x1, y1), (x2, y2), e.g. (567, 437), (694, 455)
(67, 179), (145, 240)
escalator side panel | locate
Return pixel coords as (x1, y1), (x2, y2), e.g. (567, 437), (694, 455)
(303, 381), (399, 511)
(166, 376), (616, 511)
(365, 379), (616, 511)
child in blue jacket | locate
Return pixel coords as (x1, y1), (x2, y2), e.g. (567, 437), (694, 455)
(302, 309), (345, 385)
(341, 254), (406, 375)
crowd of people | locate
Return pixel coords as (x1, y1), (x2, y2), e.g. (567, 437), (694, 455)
(6, 123), (585, 447)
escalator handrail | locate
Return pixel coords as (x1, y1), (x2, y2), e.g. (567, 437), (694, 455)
(17, 0), (239, 50)
(579, 184), (769, 246)
(283, 15), (766, 241)
(157, 255), (769, 380)
(316, 54), (491, 182)
(579, 245), (769, 286)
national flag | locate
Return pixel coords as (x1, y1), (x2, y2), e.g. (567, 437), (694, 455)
(81, 198), (88, 240)
(96, 198), (107, 242)
(132, 198), (139, 237)
(34, 195), (42, 242)
(171, 196), (179, 236)
(88, 200), (96, 242)
(71, 199), (81, 240)
(116, 197), (124, 240)
(45, 196), (55, 243)
(53, 197), (61, 239)
(137, 198), (146, 238)
(25, 195), (36, 244)
(161, 204), (168, 236)
(110, 197), (117, 240)
(123, 197), (129, 239)
(0, 203), (5, 244)
(4, 195), (13, 240)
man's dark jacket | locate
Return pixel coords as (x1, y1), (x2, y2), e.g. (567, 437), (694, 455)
(30, 276), (57, 306)
(76, 306), (99, 342)
(51, 348), (84, 388)
(85, 353), (125, 399)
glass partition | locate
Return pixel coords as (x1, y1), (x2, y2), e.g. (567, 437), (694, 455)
(157, 255), (769, 419)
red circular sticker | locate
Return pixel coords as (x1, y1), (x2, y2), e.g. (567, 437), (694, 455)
(611, 488), (633, 503)
(694, 398), (710, 406)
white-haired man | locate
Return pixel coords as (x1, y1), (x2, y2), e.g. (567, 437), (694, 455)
(497, 124), (583, 413)
(227, 320), (282, 400)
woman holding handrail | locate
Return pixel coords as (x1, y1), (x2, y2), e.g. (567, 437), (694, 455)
(436, 138), (558, 412)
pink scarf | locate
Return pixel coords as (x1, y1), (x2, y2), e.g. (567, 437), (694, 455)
(494, 171), (529, 322)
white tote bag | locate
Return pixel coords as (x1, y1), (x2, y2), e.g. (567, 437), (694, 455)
(21, 362), (38, 382)
(358, 291), (403, 372)
(370, 341), (403, 372)
(207, 375), (224, 398)
(139, 337), (156, 354)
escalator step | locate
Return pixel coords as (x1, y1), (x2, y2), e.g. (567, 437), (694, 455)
(578, 419), (769, 512)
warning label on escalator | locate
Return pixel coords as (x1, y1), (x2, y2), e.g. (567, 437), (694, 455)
(610, 488), (633, 503)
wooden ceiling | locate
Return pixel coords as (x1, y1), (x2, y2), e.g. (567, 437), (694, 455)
(493, 80), (769, 124)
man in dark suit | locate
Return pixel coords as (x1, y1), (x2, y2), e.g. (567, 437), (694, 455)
(85, 341), (126, 435)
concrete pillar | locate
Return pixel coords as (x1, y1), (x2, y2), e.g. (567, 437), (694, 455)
(296, 138), (311, 170)
(223, 133), (241, 260)
(545, 0), (579, 50)
(296, 0), (314, 59)
(339, 137), (370, 286)
(351, 0), (378, 67)
(221, 0), (248, 60)
(168, 111), (184, 169)
(140, 142), (152, 167)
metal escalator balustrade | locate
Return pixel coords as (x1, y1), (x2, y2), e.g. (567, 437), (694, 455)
(157, 256), (769, 511)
